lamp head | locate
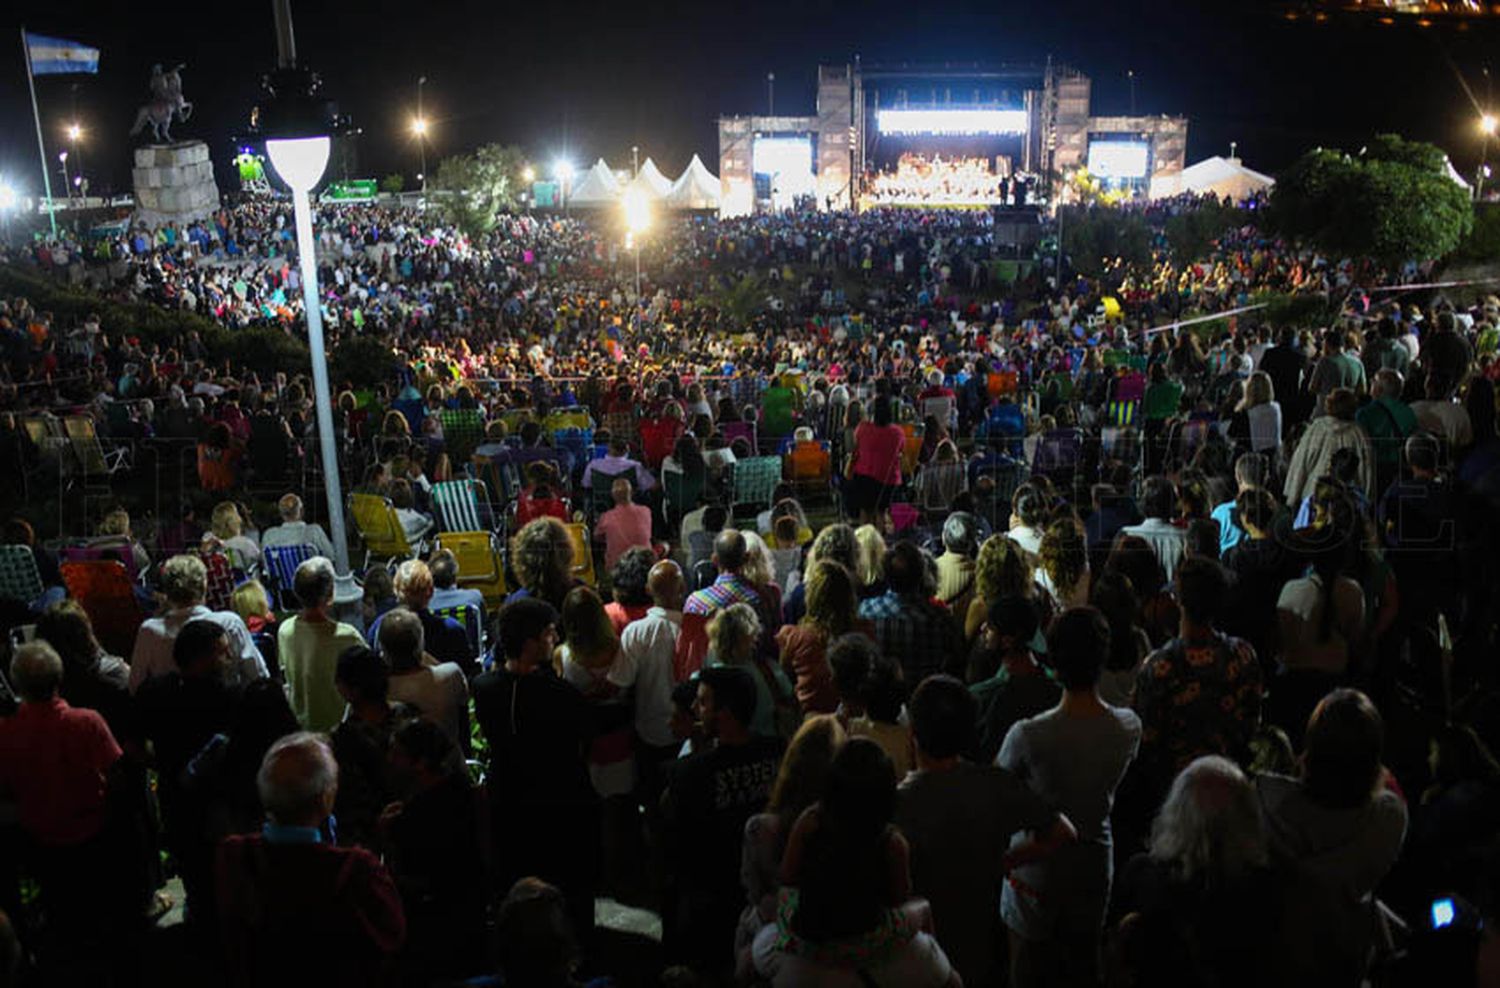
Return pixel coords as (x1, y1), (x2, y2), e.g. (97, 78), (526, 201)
(622, 186), (651, 234)
(67, 124), (81, 141)
(266, 136), (331, 193)
(1483, 114), (1498, 136)
(251, 66), (340, 194)
(411, 117), (428, 137)
(554, 159), (575, 181)
(0, 184), (16, 210)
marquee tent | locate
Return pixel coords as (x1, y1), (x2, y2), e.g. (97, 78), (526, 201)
(665, 154), (722, 210)
(1149, 155), (1274, 201)
(569, 158), (622, 205)
(629, 158), (673, 199)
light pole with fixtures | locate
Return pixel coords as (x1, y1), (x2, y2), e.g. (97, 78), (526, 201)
(1480, 113), (1496, 202)
(554, 158), (574, 214)
(264, 0), (350, 573)
(413, 76), (428, 197)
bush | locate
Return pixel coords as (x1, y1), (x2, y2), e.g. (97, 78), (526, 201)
(330, 336), (401, 390)
(0, 263), (311, 376)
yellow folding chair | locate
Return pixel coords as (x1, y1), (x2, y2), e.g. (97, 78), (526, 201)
(435, 531), (507, 609)
(565, 521), (596, 587)
(348, 493), (417, 568)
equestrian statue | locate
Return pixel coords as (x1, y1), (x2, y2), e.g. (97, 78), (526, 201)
(130, 64), (193, 143)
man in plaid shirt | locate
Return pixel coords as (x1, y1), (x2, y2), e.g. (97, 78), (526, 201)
(675, 530), (764, 680)
(857, 541), (965, 685)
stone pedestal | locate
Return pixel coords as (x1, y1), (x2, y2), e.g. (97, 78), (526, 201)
(132, 140), (221, 226)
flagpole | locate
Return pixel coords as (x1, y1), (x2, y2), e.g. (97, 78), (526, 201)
(20, 27), (58, 237)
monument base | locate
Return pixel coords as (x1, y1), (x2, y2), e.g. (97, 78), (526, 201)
(132, 140), (221, 227)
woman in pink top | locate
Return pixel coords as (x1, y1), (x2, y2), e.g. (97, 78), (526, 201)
(847, 396), (905, 525)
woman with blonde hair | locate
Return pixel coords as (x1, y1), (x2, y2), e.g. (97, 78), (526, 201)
(852, 524), (887, 595)
(736, 715), (846, 976)
(556, 585), (633, 799)
(966, 534), (1043, 640)
(740, 531), (785, 635)
(230, 579), (275, 634)
(508, 517), (577, 611)
(709, 602), (795, 740)
(777, 561), (866, 715)
(92, 507), (152, 578)
(1229, 370), (1282, 454)
(208, 501), (260, 573)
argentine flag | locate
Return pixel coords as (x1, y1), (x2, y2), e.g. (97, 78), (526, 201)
(25, 33), (100, 75)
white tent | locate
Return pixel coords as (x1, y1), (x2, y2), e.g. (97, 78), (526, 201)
(665, 154), (721, 210)
(1149, 155), (1274, 201)
(568, 158), (622, 205)
(628, 158), (673, 199)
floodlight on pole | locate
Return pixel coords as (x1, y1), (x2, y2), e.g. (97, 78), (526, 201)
(1482, 114), (1498, 136)
(0, 184), (16, 211)
(67, 123), (81, 142)
(622, 185), (651, 303)
(411, 117), (428, 137)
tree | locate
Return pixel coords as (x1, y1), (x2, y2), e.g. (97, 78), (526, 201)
(1268, 135), (1472, 265)
(1164, 197), (1249, 263)
(429, 143), (528, 237)
(1060, 206), (1152, 277)
(380, 173), (405, 195)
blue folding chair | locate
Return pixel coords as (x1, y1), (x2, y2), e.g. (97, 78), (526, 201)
(432, 603), (483, 663)
(262, 543), (318, 611)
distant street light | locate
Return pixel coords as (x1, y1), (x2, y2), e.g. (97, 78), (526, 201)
(1481, 114), (1498, 201)
(522, 166), (536, 183)
(1483, 114), (1498, 136)
(67, 123), (81, 142)
(554, 159), (575, 213)
(414, 75), (428, 197)
(622, 185), (651, 304)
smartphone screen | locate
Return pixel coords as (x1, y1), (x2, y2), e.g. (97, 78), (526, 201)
(1432, 898), (1456, 930)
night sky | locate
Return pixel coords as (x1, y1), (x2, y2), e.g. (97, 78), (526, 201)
(4, 0), (1500, 199)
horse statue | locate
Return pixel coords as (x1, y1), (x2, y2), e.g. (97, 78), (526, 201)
(130, 63), (193, 143)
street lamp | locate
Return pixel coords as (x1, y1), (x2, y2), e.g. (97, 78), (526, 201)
(66, 123), (81, 142)
(265, 130), (350, 574)
(57, 151), (70, 202)
(622, 185), (651, 306)
(1481, 113), (1497, 201)
(414, 75), (427, 197)
(554, 158), (574, 213)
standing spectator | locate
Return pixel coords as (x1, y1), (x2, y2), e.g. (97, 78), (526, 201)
(1410, 371), (1474, 452)
(999, 607), (1142, 988)
(1355, 369), (1418, 497)
(1228, 370), (1283, 455)
(933, 511), (982, 618)
(129, 554), (267, 694)
(595, 477), (653, 570)
(216, 733), (405, 988)
(260, 493), (337, 560)
(858, 541), (965, 685)
(970, 596), (1063, 764)
(663, 665), (784, 977)
(604, 546), (655, 635)
(1121, 476), (1188, 583)
(1308, 329), (1367, 409)
(1259, 326), (1310, 426)
(1255, 690), (1407, 978)
(1208, 452), (1271, 556)
(678, 530), (765, 680)
(616, 560), (685, 805)
(582, 435), (655, 493)
(473, 599), (598, 944)
(1133, 557), (1263, 801)
(777, 560), (866, 715)
(1036, 518), (1091, 608)
(381, 719), (486, 981)
(708, 602), (796, 741)
(279, 557), (365, 732)
(0, 642), (134, 975)
(381, 607), (470, 748)
(507, 517), (579, 612)
(752, 738), (958, 986)
(847, 396), (906, 525)
(846, 650), (914, 779)
(1283, 389), (1374, 507)
(330, 646), (416, 852)
(897, 675), (1075, 988)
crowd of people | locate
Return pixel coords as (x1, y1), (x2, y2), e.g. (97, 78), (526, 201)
(0, 192), (1497, 987)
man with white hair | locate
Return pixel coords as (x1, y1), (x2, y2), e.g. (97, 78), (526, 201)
(368, 559), (474, 675)
(129, 553), (267, 693)
(216, 733), (406, 987)
(260, 493), (337, 559)
(279, 557), (366, 732)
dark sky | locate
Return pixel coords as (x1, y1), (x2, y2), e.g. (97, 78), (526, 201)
(4, 0), (1500, 198)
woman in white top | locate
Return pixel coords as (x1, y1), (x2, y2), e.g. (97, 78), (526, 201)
(1231, 371), (1283, 454)
(1276, 543), (1365, 677)
(1035, 519), (1092, 609)
(556, 586), (635, 798)
(1007, 482), (1049, 562)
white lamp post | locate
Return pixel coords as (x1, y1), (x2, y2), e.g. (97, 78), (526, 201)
(265, 134), (350, 573)
(622, 185), (651, 306)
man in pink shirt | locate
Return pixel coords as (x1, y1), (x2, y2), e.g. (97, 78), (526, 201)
(596, 477), (654, 570)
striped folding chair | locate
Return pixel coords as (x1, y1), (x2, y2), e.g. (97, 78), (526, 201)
(431, 478), (491, 534)
(439, 409), (486, 465)
(262, 543), (318, 611)
(0, 546), (45, 606)
(199, 551), (238, 612)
